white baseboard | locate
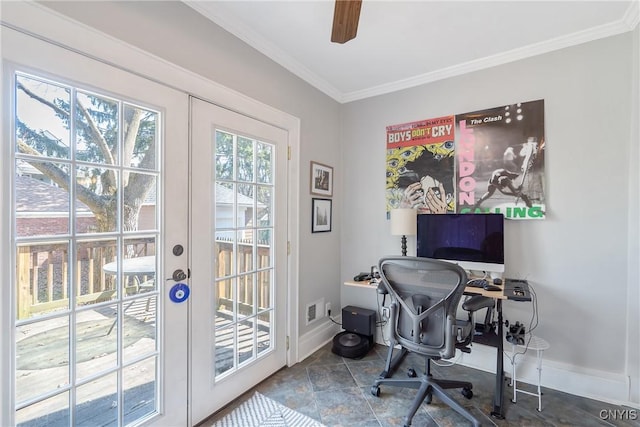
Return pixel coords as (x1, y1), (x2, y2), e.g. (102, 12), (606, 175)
(458, 343), (636, 408)
(297, 315), (342, 362)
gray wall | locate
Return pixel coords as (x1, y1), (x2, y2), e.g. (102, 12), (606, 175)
(42, 0), (343, 336)
(341, 31), (638, 385)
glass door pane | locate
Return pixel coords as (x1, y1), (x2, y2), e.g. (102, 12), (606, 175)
(213, 131), (276, 379)
(12, 71), (161, 426)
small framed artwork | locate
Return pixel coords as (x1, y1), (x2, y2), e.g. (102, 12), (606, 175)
(310, 161), (333, 197)
(311, 198), (332, 233)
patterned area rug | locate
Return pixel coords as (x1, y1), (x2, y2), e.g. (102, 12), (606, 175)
(212, 392), (325, 427)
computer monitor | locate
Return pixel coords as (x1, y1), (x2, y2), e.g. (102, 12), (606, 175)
(416, 213), (505, 274)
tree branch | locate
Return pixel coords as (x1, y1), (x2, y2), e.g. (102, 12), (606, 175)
(75, 99), (115, 165)
(17, 141), (106, 213)
(17, 81), (115, 166)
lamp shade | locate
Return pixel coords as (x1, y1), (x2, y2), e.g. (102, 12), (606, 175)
(390, 208), (417, 236)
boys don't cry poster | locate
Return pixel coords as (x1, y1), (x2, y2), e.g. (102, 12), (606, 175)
(385, 116), (456, 216)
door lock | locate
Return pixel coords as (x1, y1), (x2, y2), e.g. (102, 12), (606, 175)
(172, 269), (187, 281)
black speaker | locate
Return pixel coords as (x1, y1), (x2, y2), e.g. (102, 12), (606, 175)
(342, 305), (376, 336)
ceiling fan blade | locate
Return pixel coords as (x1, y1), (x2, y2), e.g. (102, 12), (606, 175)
(331, 0), (362, 44)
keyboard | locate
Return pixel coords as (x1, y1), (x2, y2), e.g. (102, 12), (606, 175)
(468, 278), (488, 288)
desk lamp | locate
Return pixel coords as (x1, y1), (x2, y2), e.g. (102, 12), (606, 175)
(390, 208), (417, 256)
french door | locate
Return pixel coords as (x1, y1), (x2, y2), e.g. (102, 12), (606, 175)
(189, 98), (289, 424)
(2, 26), (189, 426)
(2, 22), (291, 427)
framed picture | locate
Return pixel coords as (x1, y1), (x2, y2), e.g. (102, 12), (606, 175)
(311, 198), (332, 233)
(310, 161), (333, 197)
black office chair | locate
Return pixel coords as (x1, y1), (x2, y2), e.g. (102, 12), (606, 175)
(371, 256), (481, 427)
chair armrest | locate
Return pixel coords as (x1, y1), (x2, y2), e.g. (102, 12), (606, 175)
(462, 295), (494, 312)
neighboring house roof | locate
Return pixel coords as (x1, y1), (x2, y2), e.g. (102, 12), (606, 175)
(215, 183), (265, 208)
(16, 175), (263, 213)
(15, 174), (91, 215)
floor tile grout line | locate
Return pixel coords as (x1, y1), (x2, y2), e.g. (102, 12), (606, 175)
(344, 356), (384, 426)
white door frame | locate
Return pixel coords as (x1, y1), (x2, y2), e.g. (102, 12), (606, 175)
(1, 3), (300, 426)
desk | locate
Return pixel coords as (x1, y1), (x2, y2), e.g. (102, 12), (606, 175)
(343, 278), (531, 420)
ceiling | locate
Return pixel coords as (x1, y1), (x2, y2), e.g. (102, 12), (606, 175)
(185, 1), (638, 103)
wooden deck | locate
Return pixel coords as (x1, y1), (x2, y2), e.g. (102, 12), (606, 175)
(16, 300), (272, 426)
(16, 297), (158, 426)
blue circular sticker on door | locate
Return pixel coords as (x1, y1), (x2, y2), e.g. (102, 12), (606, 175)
(169, 283), (190, 303)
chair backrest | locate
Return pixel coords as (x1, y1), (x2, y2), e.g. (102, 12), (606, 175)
(378, 256), (468, 360)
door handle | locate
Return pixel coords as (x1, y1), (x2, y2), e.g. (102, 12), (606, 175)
(172, 269), (187, 281)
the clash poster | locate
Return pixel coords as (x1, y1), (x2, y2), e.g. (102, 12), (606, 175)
(385, 99), (546, 220)
(385, 115), (456, 216)
(455, 100), (545, 219)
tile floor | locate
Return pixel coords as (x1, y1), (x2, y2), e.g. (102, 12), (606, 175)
(200, 342), (639, 427)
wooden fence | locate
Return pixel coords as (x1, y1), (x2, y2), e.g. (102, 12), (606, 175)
(16, 239), (271, 319)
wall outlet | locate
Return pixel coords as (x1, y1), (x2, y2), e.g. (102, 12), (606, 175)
(325, 302), (331, 317)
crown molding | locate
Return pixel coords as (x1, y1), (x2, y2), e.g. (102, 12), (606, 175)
(343, 4), (639, 103)
(187, 1), (640, 105)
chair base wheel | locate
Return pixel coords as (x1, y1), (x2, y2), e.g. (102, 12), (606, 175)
(407, 368), (417, 378)
(462, 387), (473, 399)
(371, 385), (380, 397)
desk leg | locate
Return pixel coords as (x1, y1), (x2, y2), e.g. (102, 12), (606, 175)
(491, 299), (506, 419)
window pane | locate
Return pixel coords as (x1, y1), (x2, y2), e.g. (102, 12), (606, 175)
(236, 137), (254, 182)
(215, 325), (235, 377)
(215, 131), (233, 180)
(16, 391), (69, 427)
(16, 74), (71, 160)
(257, 185), (273, 227)
(16, 242), (70, 320)
(237, 231), (254, 275)
(257, 229), (272, 269)
(123, 104), (158, 170)
(75, 90), (118, 165)
(237, 183), (255, 228)
(76, 304), (118, 381)
(237, 273), (255, 320)
(76, 372), (117, 427)
(75, 165), (118, 233)
(215, 278), (233, 327)
(256, 142), (273, 184)
(76, 240), (117, 305)
(123, 357), (157, 424)
(124, 173), (157, 231)
(238, 317), (255, 366)
(257, 264), (272, 311)
(257, 310), (272, 356)
(123, 295), (157, 363)
(16, 317), (70, 404)
(215, 181), (236, 229)
(16, 160), (72, 237)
